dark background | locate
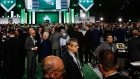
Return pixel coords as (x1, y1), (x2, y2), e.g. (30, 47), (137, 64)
(0, 0), (140, 23)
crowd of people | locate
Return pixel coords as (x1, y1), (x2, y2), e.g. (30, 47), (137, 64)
(0, 21), (140, 79)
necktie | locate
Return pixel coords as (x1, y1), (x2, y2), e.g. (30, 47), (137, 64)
(109, 44), (112, 51)
(32, 38), (36, 45)
(75, 55), (83, 77)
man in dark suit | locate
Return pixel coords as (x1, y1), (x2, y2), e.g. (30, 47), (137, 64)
(84, 25), (93, 63)
(36, 27), (43, 47)
(114, 25), (126, 43)
(61, 38), (83, 79)
(128, 30), (140, 61)
(98, 49), (131, 79)
(39, 32), (52, 62)
(18, 28), (30, 76)
(2, 29), (24, 79)
(92, 25), (101, 49)
(67, 24), (74, 37)
(36, 27), (43, 63)
(25, 30), (38, 79)
(71, 27), (84, 65)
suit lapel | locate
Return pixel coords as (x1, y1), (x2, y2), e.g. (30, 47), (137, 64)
(29, 36), (35, 46)
(66, 52), (78, 66)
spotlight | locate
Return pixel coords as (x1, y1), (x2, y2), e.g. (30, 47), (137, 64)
(129, 19), (131, 22)
(81, 13), (86, 17)
(119, 18), (122, 22)
(100, 17), (103, 21)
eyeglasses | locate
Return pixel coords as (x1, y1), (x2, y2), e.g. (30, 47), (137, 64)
(53, 68), (65, 73)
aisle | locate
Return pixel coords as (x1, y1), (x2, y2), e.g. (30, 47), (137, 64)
(22, 57), (43, 79)
(82, 64), (101, 79)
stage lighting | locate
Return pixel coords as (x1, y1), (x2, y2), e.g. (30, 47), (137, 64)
(119, 18), (122, 22)
(100, 17), (103, 21)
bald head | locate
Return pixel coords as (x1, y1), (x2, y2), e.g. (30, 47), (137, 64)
(42, 56), (63, 71)
(42, 56), (64, 79)
(29, 28), (34, 34)
(30, 30), (36, 37)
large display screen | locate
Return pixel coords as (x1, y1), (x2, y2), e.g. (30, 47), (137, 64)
(39, 0), (56, 9)
(36, 13), (59, 24)
(25, 0), (68, 11)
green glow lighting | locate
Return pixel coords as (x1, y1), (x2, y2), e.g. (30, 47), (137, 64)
(66, 12), (69, 23)
(99, 4), (102, 6)
(71, 9), (74, 23)
(29, 12), (32, 24)
(21, 9), (25, 24)
(87, 11), (90, 17)
(5, 12), (7, 17)
(63, 11), (66, 23)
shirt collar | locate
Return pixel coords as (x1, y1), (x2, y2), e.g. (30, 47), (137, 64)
(105, 71), (118, 79)
(10, 35), (15, 38)
(30, 35), (34, 39)
(69, 52), (75, 58)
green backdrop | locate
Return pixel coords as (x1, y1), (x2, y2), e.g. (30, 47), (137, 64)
(36, 13), (59, 24)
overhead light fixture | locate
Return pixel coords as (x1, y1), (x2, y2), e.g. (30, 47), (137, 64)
(100, 17), (103, 21)
(119, 18), (122, 22)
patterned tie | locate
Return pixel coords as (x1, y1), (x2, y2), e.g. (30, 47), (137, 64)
(75, 55), (83, 77)
(32, 37), (36, 45)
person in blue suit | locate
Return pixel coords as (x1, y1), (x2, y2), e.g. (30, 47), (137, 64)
(39, 32), (52, 62)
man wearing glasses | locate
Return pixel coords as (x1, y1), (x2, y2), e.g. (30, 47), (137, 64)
(61, 38), (83, 79)
(42, 56), (65, 79)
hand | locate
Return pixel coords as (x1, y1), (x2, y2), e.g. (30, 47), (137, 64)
(33, 47), (38, 51)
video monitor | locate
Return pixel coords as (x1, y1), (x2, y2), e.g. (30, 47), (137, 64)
(36, 12), (59, 24)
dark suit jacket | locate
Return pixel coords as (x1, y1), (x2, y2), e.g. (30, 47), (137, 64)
(2, 37), (24, 75)
(84, 29), (93, 47)
(128, 37), (140, 61)
(114, 28), (126, 43)
(40, 38), (52, 59)
(61, 51), (83, 79)
(18, 32), (30, 53)
(67, 26), (74, 38)
(71, 31), (84, 48)
(105, 73), (131, 79)
(36, 32), (42, 47)
(92, 29), (101, 47)
(18, 33), (30, 45)
(25, 36), (37, 57)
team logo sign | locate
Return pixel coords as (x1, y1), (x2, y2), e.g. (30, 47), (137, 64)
(43, 15), (51, 23)
(78, 0), (94, 12)
(0, 0), (16, 12)
(39, 0), (56, 9)
(44, 0), (54, 5)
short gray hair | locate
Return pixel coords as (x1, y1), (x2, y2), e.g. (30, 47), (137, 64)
(61, 29), (66, 33)
(66, 38), (77, 47)
(43, 32), (49, 37)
